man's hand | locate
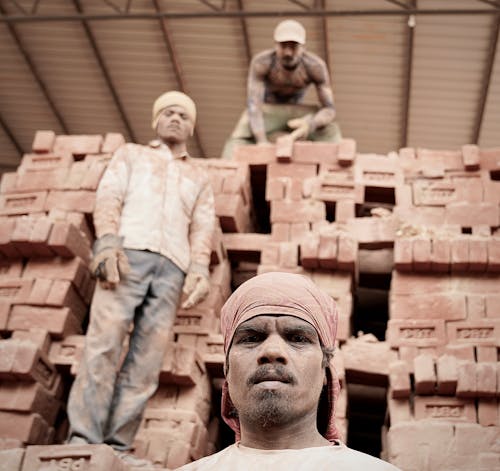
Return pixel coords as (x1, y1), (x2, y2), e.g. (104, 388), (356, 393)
(287, 116), (313, 140)
(89, 235), (130, 290)
(181, 272), (210, 309)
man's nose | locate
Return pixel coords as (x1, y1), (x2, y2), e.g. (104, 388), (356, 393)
(257, 335), (288, 365)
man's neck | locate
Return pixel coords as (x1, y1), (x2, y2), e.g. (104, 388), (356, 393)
(161, 139), (187, 157)
(238, 416), (330, 450)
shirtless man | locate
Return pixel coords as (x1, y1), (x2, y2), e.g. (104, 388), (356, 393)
(222, 19), (341, 159)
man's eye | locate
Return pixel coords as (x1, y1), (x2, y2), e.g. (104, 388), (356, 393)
(180, 114), (188, 120)
(238, 334), (261, 344)
(289, 334), (310, 343)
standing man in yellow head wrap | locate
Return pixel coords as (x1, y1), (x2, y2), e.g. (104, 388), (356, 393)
(66, 91), (215, 466)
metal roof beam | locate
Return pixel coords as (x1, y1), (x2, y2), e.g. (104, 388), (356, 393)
(320, 0), (331, 75)
(72, 0), (136, 142)
(0, 113), (24, 156)
(401, 1), (415, 148)
(3, 8), (500, 22)
(385, 0), (409, 8)
(288, 0), (311, 10)
(152, 0), (207, 158)
(473, 12), (500, 143)
(0, 4), (69, 133)
(237, 0), (251, 64)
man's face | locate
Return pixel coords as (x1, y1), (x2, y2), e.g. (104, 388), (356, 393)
(226, 315), (326, 430)
(275, 41), (304, 69)
(156, 105), (193, 144)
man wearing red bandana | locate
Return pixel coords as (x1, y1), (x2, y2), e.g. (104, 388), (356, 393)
(177, 272), (401, 470)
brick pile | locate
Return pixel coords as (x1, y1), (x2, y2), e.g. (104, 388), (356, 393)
(0, 133), (499, 470)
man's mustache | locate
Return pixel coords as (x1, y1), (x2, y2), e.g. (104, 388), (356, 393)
(247, 365), (296, 386)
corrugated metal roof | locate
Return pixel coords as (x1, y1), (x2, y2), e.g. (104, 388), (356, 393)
(1, 0), (499, 172)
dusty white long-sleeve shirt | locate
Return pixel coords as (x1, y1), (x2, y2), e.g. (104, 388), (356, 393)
(93, 142), (215, 277)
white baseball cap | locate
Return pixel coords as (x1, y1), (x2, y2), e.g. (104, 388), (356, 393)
(273, 19), (306, 45)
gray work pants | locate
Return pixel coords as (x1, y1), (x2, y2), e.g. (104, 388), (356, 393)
(221, 103), (342, 159)
(67, 249), (185, 450)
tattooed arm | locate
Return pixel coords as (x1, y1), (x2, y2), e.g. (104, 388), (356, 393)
(307, 52), (336, 132)
(247, 50), (273, 143)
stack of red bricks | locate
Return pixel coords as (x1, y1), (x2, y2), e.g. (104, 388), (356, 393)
(381, 145), (500, 470)
(0, 131), (127, 454)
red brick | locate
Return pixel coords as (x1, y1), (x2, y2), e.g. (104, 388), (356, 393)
(62, 161), (89, 190)
(389, 361), (411, 398)
(47, 221), (91, 263)
(29, 218), (55, 257)
(468, 236), (488, 272)
(466, 294), (486, 319)
(417, 148), (463, 171)
(268, 162), (316, 180)
(201, 334), (224, 378)
(173, 309), (218, 336)
(443, 344), (476, 361)
(0, 172), (18, 194)
(413, 180), (458, 206)
(436, 354), (458, 395)
(299, 233), (319, 268)
(447, 319), (500, 346)
(335, 199), (355, 223)
(233, 143), (275, 166)
(337, 233), (357, 272)
(64, 211), (94, 246)
(291, 141), (339, 165)
(290, 222), (309, 242)
(0, 447), (24, 470)
(286, 178), (303, 200)
(413, 236), (432, 272)
(354, 154), (403, 189)
(456, 361), (477, 398)
(160, 343), (205, 386)
(413, 354), (436, 395)
(337, 138), (356, 166)
(451, 236), (469, 272)
(15, 168), (69, 193)
(395, 183), (412, 207)
(0, 259), (22, 278)
(485, 294), (500, 318)
(0, 192), (47, 217)
(102, 132), (125, 153)
(476, 362), (497, 398)
(53, 135), (103, 156)
(446, 202), (499, 227)
(390, 292), (466, 321)
(487, 239), (500, 272)
(476, 346), (497, 362)
(271, 199), (325, 223)
(265, 178), (286, 201)
(0, 412), (50, 445)
(309, 270), (352, 295)
(44, 190), (95, 214)
(455, 178), (485, 204)
(279, 242), (298, 268)
(22, 444), (126, 470)
(0, 340), (57, 389)
(23, 257), (91, 302)
(414, 396), (476, 422)
(394, 238), (412, 272)
(19, 153), (72, 172)
(8, 306), (82, 339)
(0, 382), (60, 424)
(48, 335), (85, 376)
(46, 280), (88, 321)
(387, 398), (411, 424)
(271, 223), (289, 242)
(318, 232), (337, 269)
(221, 233), (270, 263)
(393, 205), (447, 228)
(0, 279), (33, 305)
(387, 319), (447, 348)
(346, 217), (396, 249)
(461, 144), (480, 170)
(478, 399), (498, 426)
(312, 173), (363, 204)
(431, 236), (451, 273)
(341, 335), (397, 385)
(11, 329), (51, 356)
(31, 131), (56, 153)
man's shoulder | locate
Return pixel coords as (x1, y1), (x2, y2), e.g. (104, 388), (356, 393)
(333, 445), (401, 470)
(175, 445), (235, 470)
(301, 50), (328, 79)
(251, 49), (274, 69)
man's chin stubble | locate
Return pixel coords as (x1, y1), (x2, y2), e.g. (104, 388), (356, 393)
(244, 389), (291, 429)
